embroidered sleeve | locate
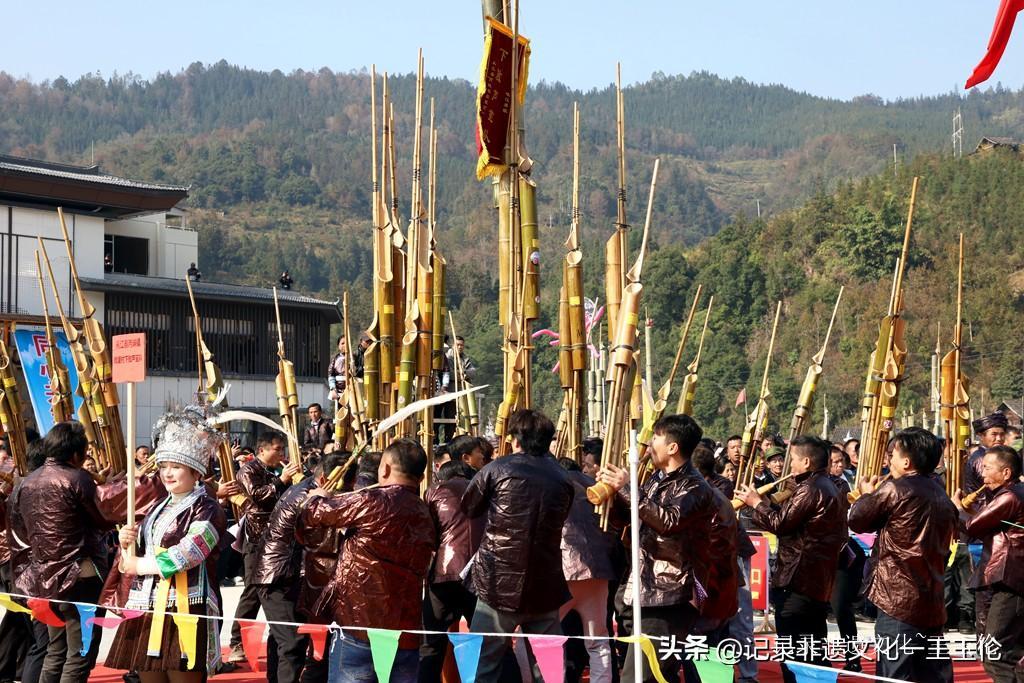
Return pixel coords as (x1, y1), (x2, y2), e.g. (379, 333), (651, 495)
(154, 520), (219, 579)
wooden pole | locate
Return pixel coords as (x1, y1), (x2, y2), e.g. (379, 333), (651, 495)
(125, 380), (136, 555)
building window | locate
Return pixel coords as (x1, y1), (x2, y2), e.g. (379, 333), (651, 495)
(107, 235), (149, 275)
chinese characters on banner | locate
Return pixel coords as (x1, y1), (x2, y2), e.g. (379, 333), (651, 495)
(12, 326), (83, 435)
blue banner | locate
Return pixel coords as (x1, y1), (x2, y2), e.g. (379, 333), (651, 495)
(13, 326), (83, 435)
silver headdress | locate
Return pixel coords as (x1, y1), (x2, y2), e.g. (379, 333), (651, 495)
(151, 405), (226, 477)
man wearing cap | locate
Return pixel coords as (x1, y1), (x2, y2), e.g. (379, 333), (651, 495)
(947, 412), (1010, 634)
(764, 447), (785, 482)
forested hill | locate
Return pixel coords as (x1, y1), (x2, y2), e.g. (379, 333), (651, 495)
(2, 63), (1024, 432)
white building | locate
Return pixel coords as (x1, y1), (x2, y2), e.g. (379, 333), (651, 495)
(0, 154), (338, 444)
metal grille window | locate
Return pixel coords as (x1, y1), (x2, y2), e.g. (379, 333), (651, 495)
(103, 292), (328, 378)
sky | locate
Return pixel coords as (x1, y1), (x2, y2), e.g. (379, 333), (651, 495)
(5, 1), (1024, 100)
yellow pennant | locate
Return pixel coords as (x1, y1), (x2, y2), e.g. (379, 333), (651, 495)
(172, 613), (200, 670)
(0, 594), (32, 614)
(618, 636), (669, 683)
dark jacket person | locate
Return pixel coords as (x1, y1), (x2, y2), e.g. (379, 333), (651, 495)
(737, 436), (846, 683)
(849, 428), (958, 683)
(462, 409), (573, 683)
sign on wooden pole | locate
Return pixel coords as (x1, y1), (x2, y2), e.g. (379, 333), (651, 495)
(113, 333), (146, 554)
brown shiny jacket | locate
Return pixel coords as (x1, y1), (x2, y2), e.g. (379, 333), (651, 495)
(254, 479), (316, 586)
(966, 482), (1024, 595)
(561, 470), (616, 583)
(12, 459), (114, 599)
(0, 488), (10, 567)
(301, 484), (435, 649)
(751, 469), (846, 603)
(462, 453), (574, 613)
(848, 472), (958, 630)
(617, 461), (717, 609)
(425, 476), (483, 584)
(295, 513), (341, 622)
(701, 489), (740, 622)
(236, 458), (288, 548)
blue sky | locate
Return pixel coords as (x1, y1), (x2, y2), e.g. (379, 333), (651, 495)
(6, 1), (1024, 100)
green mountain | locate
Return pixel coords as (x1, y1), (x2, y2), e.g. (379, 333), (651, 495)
(3, 63), (1024, 433)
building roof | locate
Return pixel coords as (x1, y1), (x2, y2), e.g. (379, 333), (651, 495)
(0, 153), (189, 218)
(974, 136), (1023, 153)
(80, 272), (340, 316)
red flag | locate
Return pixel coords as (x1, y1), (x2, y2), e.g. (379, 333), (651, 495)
(298, 624), (330, 661)
(27, 598), (65, 627)
(475, 18), (530, 180)
(966, 0), (1024, 88)
(239, 620), (267, 673)
(735, 387), (747, 408)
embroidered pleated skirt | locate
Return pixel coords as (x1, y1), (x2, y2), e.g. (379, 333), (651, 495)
(104, 608), (211, 673)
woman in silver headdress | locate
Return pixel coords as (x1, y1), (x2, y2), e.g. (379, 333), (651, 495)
(101, 408), (228, 681)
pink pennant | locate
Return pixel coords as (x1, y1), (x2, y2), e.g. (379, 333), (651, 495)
(298, 624), (330, 661)
(530, 635), (567, 683)
(89, 609), (143, 630)
(240, 619), (267, 673)
(27, 598), (65, 627)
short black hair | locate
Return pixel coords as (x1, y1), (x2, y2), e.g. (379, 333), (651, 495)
(383, 439), (427, 478)
(43, 422), (88, 465)
(436, 460), (473, 483)
(790, 435), (829, 470)
(984, 445), (1022, 480)
(557, 457), (582, 472)
(475, 436), (494, 461)
(27, 439), (48, 471)
(449, 435), (480, 463)
(891, 427), (942, 473)
(726, 434), (742, 446)
(257, 432), (286, 451)
(699, 438), (717, 452)
(581, 437), (603, 461)
(653, 414), (703, 458)
(456, 336), (465, 342)
(358, 451), (383, 476)
(317, 452), (348, 478)
(308, 403), (323, 412)
(507, 409), (556, 457)
(691, 445), (717, 477)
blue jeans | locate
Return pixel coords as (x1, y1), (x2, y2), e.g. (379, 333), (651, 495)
(327, 633), (419, 683)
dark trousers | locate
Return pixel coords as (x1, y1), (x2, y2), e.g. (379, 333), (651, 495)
(0, 570), (31, 681)
(22, 620), (50, 683)
(257, 583), (309, 683)
(943, 543), (975, 627)
(979, 588), (1024, 683)
(419, 581), (477, 683)
(874, 610), (953, 683)
(617, 602), (697, 683)
(830, 544), (864, 663)
(774, 589), (831, 683)
(470, 600), (560, 683)
(40, 577), (104, 683)
(229, 551), (262, 648)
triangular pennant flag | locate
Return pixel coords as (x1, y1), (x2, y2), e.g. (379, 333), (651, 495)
(27, 598), (65, 627)
(298, 624), (330, 662)
(366, 629), (401, 682)
(172, 614), (200, 670)
(529, 635), (567, 683)
(240, 619), (267, 673)
(0, 594), (32, 614)
(619, 636), (669, 683)
(89, 609), (144, 630)
(75, 604), (97, 656)
(787, 661), (840, 682)
(449, 633), (483, 683)
(692, 646), (734, 683)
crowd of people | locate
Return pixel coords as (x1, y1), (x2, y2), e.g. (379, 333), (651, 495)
(0, 403), (1022, 683)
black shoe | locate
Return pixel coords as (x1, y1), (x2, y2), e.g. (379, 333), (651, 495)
(958, 621), (974, 635)
(854, 613), (875, 623)
(122, 672), (140, 683)
(844, 661), (863, 673)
